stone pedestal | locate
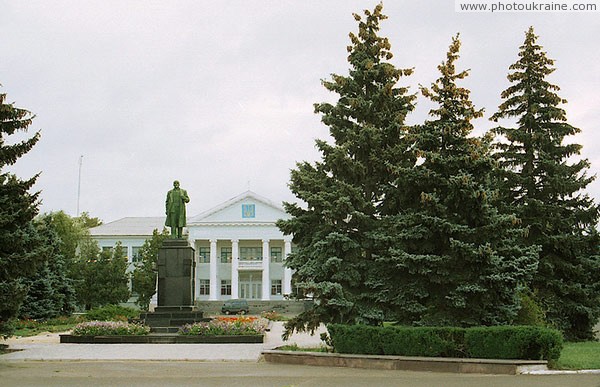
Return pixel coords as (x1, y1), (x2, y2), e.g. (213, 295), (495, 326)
(157, 239), (196, 307)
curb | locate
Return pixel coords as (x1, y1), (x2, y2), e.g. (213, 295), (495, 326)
(59, 334), (264, 344)
(262, 350), (548, 375)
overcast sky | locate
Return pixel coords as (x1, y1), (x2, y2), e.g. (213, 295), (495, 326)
(2, 0), (599, 223)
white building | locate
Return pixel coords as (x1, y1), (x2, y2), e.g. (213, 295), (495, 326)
(89, 191), (294, 302)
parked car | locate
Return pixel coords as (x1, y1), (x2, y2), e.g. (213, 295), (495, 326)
(221, 299), (250, 315)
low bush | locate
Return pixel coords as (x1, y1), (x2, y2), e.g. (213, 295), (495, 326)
(465, 325), (563, 361)
(12, 315), (86, 337)
(327, 324), (563, 361)
(72, 321), (150, 336)
(261, 310), (286, 321)
(179, 316), (269, 336)
(85, 305), (140, 322)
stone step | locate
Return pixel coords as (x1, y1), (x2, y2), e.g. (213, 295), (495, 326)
(170, 318), (211, 326)
(140, 311), (205, 320)
(151, 327), (180, 334)
(153, 306), (197, 313)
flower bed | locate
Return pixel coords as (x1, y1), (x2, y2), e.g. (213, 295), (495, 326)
(179, 316), (268, 336)
(72, 321), (150, 336)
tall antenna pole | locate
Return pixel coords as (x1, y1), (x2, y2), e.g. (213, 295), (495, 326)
(77, 155), (83, 217)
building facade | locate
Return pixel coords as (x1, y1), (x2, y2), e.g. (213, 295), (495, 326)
(89, 191), (293, 302)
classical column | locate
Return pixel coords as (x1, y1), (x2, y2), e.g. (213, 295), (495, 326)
(231, 239), (239, 299)
(209, 239), (218, 300)
(283, 238), (293, 295)
(262, 239), (270, 300)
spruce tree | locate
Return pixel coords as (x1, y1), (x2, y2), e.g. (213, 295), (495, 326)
(19, 215), (77, 319)
(491, 27), (600, 340)
(277, 4), (415, 337)
(377, 35), (538, 326)
(0, 87), (44, 337)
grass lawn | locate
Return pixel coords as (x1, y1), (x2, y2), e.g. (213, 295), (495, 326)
(553, 341), (600, 370)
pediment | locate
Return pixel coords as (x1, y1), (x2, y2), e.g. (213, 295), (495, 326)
(188, 191), (289, 224)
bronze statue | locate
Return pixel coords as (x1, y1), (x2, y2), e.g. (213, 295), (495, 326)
(165, 180), (190, 238)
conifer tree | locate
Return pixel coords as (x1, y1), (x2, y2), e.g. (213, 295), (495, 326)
(491, 27), (600, 340)
(277, 4), (415, 337)
(376, 35), (538, 326)
(0, 87), (44, 337)
(19, 215), (77, 319)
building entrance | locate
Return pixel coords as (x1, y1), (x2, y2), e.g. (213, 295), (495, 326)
(238, 271), (262, 299)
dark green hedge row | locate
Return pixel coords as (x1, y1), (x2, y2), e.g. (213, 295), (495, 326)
(327, 324), (563, 361)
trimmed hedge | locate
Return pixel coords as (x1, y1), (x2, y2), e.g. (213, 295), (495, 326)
(465, 325), (563, 361)
(327, 324), (563, 361)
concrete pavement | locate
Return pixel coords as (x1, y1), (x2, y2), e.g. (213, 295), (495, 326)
(0, 321), (327, 361)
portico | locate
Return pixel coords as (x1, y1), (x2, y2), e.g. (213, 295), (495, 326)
(188, 191), (293, 301)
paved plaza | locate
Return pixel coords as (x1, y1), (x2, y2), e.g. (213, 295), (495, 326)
(1, 322), (599, 386)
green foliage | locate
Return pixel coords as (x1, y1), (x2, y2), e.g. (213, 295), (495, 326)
(72, 321), (150, 336)
(19, 215), (78, 319)
(85, 304), (139, 322)
(47, 211), (101, 265)
(12, 315), (85, 337)
(0, 88), (44, 338)
(72, 242), (130, 310)
(279, 3), (416, 338)
(132, 228), (169, 310)
(327, 324), (563, 361)
(555, 342), (600, 370)
(491, 27), (600, 340)
(465, 325), (563, 361)
(515, 290), (546, 326)
(376, 34), (538, 327)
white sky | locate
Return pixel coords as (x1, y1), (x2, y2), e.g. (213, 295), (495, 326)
(2, 0), (599, 223)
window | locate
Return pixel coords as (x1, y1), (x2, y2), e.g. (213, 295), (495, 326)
(270, 247), (283, 263)
(240, 247), (262, 261)
(221, 280), (232, 296)
(132, 246), (143, 263)
(271, 279), (282, 296)
(220, 247), (232, 263)
(198, 247), (210, 263)
(198, 279), (210, 295)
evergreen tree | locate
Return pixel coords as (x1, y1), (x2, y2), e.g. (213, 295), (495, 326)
(491, 27), (600, 340)
(277, 4), (415, 337)
(132, 228), (169, 310)
(377, 35), (538, 327)
(0, 87), (44, 337)
(19, 215), (77, 319)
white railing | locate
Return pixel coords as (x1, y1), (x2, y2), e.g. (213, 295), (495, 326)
(238, 260), (263, 270)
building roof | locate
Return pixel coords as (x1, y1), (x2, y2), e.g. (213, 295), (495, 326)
(89, 191), (289, 237)
(89, 217), (166, 237)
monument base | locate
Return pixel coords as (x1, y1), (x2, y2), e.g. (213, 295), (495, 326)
(157, 239), (196, 307)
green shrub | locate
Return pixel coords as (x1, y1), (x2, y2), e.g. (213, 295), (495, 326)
(327, 324), (383, 354)
(72, 321), (150, 336)
(327, 324), (563, 361)
(465, 325), (563, 361)
(380, 326), (466, 357)
(85, 304), (140, 322)
(515, 291), (546, 326)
